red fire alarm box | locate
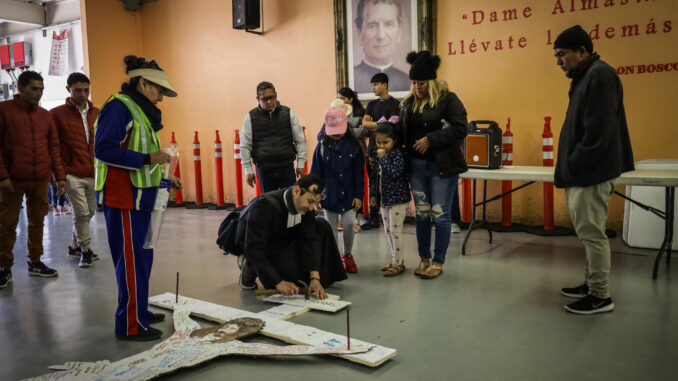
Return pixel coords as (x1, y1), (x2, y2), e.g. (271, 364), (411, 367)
(0, 45), (12, 70)
(12, 42), (33, 68)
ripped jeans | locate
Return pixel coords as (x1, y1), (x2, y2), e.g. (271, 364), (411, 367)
(409, 159), (458, 264)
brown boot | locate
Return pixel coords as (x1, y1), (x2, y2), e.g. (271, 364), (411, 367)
(421, 262), (443, 279)
(414, 259), (430, 277)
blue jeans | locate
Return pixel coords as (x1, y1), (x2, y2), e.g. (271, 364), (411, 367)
(409, 159), (458, 264)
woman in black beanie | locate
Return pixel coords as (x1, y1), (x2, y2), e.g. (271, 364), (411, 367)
(399, 51), (468, 279)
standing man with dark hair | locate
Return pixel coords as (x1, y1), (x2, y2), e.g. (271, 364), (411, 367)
(240, 82), (307, 193)
(353, 0), (409, 93)
(360, 73), (400, 230)
(552, 25), (634, 315)
(0, 71), (65, 288)
(51, 72), (100, 268)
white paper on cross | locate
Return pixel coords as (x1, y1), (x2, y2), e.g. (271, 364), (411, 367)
(262, 293), (352, 312)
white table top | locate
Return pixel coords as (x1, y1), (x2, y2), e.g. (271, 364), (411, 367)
(459, 166), (678, 187)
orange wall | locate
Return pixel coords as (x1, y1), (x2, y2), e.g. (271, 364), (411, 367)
(83, 0), (144, 106)
(82, 0), (676, 229)
(83, 0), (337, 205)
(436, 0), (678, 228)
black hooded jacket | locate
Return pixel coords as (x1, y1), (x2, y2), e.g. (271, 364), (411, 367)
(554, 53), (634, 188)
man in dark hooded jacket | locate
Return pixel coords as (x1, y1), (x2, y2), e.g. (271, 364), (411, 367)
(552, 25), (634, 315)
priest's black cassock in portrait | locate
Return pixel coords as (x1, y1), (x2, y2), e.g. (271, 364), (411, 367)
(235, 174), (347, 298)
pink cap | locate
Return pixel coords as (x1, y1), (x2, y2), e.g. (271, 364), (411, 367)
(324, 106), (348, 135)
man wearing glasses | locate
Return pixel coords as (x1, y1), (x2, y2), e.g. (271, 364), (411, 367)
(240, 82), (307, 193)
(235, 174), (347, 298)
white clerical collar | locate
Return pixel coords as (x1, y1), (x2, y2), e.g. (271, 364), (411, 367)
(363, 59), (394, 72)
(283, 189), (302, 228)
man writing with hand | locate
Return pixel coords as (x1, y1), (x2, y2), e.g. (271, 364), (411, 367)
(235, 174), (347, 299)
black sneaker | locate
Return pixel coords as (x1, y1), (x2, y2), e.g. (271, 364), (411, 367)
(561, 283), (589, 298)
(0, 269), (11, 288)
(79, 250), (94, 268)
(115, 326), (163, 341)
(239, 258), (257, 290)
(147, 312), (166, 324)
(68, 246), (82, 258)
(27, 261), (58, 277)
(70, 246), (99, 260)
(564, 294), (614, 315)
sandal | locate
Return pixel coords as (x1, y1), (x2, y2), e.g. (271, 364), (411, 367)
(420, 262), (443, 279)
(414, 259), (430, 277)
(380, 263), (393, 271)
(382, 260), (405, 277)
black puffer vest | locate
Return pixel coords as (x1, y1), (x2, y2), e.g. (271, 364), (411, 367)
(249, 104), (296, 169)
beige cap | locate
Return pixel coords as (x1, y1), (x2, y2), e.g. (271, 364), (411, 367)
(329, 98), (352, 116)
(128, 68), (178, 97)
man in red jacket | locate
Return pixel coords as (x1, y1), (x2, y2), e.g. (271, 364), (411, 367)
(0, 71), (65, 288)
(52, 73), (100, 268)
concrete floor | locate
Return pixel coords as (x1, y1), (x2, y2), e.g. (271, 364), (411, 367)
(1, 207), (676, 381)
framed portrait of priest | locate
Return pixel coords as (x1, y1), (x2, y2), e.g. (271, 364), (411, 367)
(334, 0), (432, 100)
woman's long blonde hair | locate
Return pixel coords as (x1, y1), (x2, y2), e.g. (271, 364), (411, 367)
(401, 79), (442, 114)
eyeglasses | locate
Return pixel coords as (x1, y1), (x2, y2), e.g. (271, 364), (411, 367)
(302, 188), (326, 201)
(259, 95), (276, 102)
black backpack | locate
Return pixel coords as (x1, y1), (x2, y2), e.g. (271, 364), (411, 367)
(216, 210), (243, 256)
(216, 194), (275, 256)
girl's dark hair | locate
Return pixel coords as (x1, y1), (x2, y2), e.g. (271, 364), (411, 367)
(376, 122), (399, 145)
(124, 55), (163, 88)
(338, 87), (364, 116)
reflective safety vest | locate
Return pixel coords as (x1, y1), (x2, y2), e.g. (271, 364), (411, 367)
(94, 94), (162, 191)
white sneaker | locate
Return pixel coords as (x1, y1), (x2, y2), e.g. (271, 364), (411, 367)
(451, 223), (461, 233)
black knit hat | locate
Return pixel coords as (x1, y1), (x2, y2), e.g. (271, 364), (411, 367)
(406, 51), (440, 81)
(553, 25), (593, 53)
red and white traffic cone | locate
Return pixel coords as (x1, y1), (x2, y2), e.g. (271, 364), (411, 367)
(302, 126), (309, 175)
(208, 130), (230, 210)
(527, 116), (571, 236)
(501, 118), (514, 227)
(542, 116), (554, 231)
(186, 131), (207, 209)
(233, 130), (244, 208)
(167, 132), (184, 207)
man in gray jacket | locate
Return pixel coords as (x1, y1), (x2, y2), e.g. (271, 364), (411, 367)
(552, 25), (634, 315)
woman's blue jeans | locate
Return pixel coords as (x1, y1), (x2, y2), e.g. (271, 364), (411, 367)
(409, 159), (458, 264)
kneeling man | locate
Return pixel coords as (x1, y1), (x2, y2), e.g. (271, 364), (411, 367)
(236, 174), (347, 299)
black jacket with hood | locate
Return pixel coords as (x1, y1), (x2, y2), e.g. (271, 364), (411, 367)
(554, 53), (634, 188)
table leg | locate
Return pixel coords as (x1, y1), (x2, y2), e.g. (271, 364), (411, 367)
(483, 180), (493, 244)
(462, 179), (478, 255)
(652, 187), (675, 279)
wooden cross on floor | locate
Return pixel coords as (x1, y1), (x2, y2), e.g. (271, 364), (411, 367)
(27, 293), (396, 380)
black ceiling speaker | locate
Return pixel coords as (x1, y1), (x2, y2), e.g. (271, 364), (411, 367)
(233, 0), (260, 30)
